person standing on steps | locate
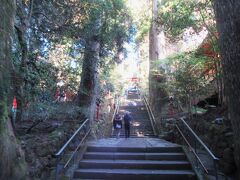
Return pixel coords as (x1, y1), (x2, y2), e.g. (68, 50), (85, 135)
(113, 113), (122, 139)
(59, 89), (66, 102)
(123, 112), (132, 138)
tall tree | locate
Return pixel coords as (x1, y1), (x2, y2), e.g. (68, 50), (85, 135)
(149, 0), (167, 112)
(13, 0), (32, 122)
(149, 0), (159, 66)
(0, 0), (27, 179)
(149, 0), (159, 106)
(214, 0), (240, 177)
(78, 35), (100, 122)
(78, 0), (132, 121)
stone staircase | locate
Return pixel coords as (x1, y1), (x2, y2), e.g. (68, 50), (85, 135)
(72, 95), (197, 179)
(127, 93), (140, 99)
(112, 100), (155, 138)
(73, 138), (197, 180)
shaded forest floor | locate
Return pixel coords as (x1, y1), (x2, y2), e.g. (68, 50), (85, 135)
(14, 102), (86, 179)
(14, 101), (113, 179)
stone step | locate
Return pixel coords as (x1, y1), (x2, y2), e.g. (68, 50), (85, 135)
(123, 114), (149, 117)
(73, 169), (197, 180)
(112, 128), (154, 131)
(112, 130), (154, 134)
(119, 110), (145, 112)
(121, 106), (145, 108)
(86, 146), (183, 153)
(111, 136), (156, 138)
(79, 159), (192, 170)
(112, 131), (155, 134)
(83, 152), (187, 161)
(111, 134), (155, 137)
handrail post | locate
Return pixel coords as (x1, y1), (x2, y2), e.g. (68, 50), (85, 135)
(55, 156), (63, 180)
(213, 159), (219, 180)
(194, 135), (197, 158)
(84, 122), (87, 133)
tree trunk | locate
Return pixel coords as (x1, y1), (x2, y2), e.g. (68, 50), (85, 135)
(149, 0), (159, 95)
(78, 36), (100, 121)
(0, 0), (27, 179)
(13, 0), (30, 122)
(149, 0), (159, 108)
(149, 0), (159, 67)
(214, 1), (240, 177)
(15, 24), (28, 122)
(149, 0), (167, 113)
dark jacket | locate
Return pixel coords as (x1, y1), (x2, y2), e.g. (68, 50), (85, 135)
(123, 113), (132, 125)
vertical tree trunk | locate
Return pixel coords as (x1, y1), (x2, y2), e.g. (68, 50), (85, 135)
(214, 1), (240, 177)
(14, 0), (31, 122)
(149, 0), (167, 113)
(149, 0), (159, 66)
(0, 0), (27, 179)
(15, 24), (28, 122)
(78, 36), (100, 121)
(149, 0), (159, 108)
(214, 58), (222, 105)
(149, 0), (159, 87)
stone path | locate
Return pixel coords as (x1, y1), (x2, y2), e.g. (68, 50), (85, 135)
(73, 138), (197, 180)
(71, 93), (197, 179)
(112, 97), (155, 138)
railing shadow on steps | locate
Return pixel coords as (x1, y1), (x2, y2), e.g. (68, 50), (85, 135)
(176, 117), (227, 180)
(142, 95), (160, 136)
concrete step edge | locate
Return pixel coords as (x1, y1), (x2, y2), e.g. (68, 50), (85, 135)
(74, 168), (195, 174)
(79, 159), (190, 164)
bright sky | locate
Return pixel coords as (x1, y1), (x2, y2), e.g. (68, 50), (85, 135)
(126, 42), (139, 75)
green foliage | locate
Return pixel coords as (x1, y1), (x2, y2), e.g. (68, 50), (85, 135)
(125, 0), (151, 43)
(48, 39), (83, 94)
(156, 0), (215, 39)
(24, 102), (83, 121)
(157, 0), (197, 38)
(26, 58), (58, 101)
(157, 52), (212, 100)
(98, 66), (115, 98)
(136, 23), (151, 42)
(98, 0), (133, 57)
(11, 0), (134, 106)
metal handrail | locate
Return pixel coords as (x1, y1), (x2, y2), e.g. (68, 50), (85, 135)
(55, 119), (89, 157)
(54, 118), (90, 180)
(111, 98), (120, 136)
(179, 117), (219, 161)
(176, 117), (220, 180)
(175, 124), (209, 173)
(111, 101), (119, 123)
(63, 129), (91, 168)
(142, 95), (159, 136)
